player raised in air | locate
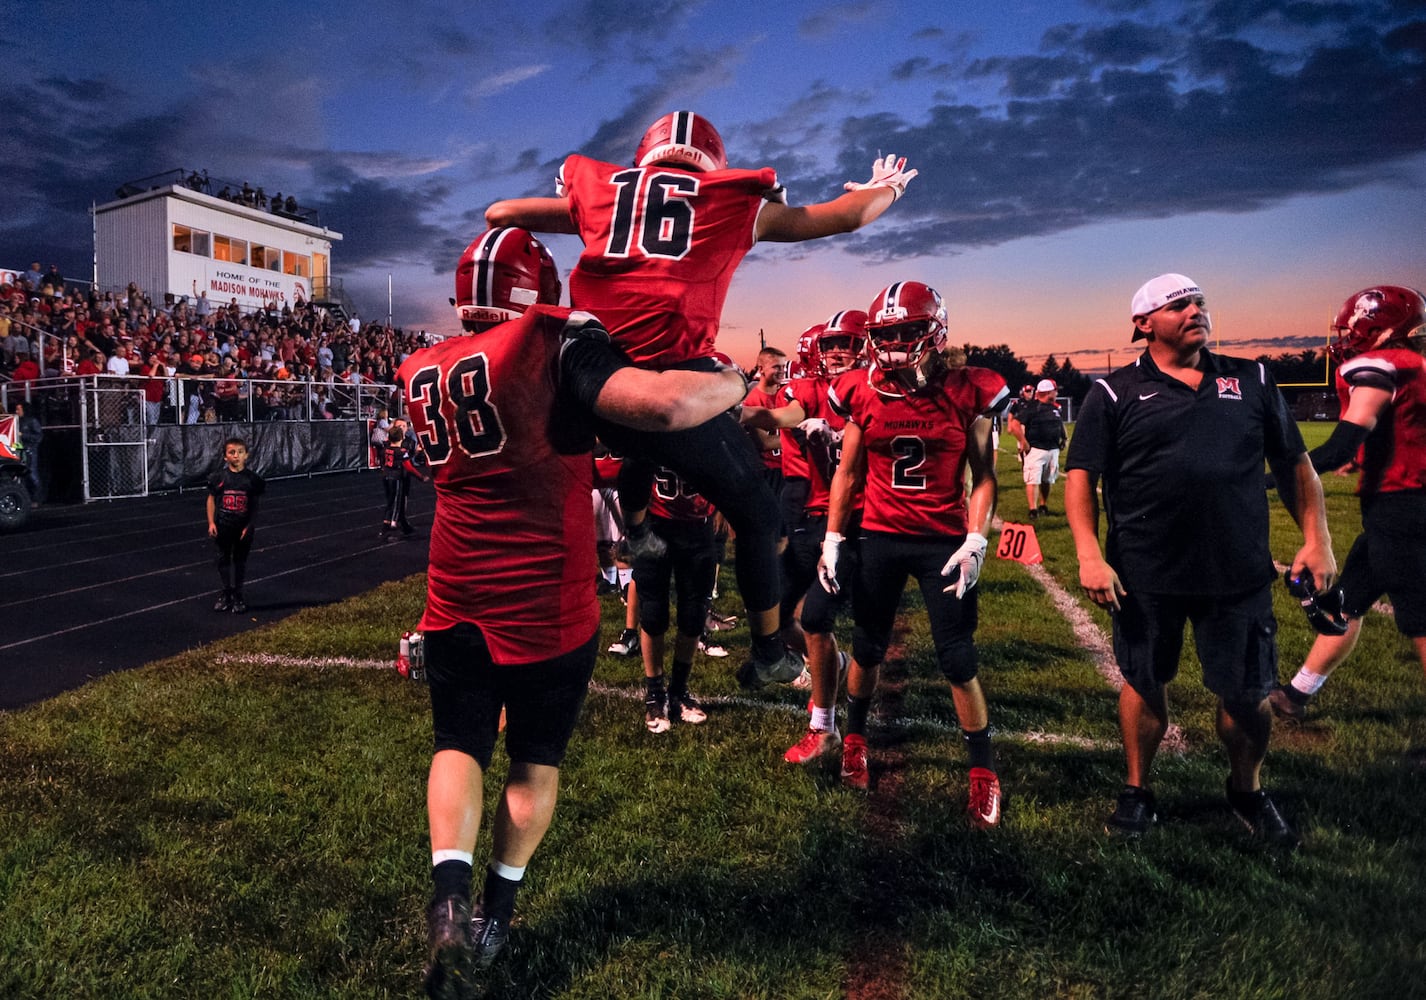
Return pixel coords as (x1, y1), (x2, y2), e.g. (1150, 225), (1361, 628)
(487, 111), (916, 688)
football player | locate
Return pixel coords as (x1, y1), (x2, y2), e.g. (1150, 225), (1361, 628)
(817, 283), (1009, 828)
(486, 111), (917, 689)
(1271, 286), (1426, 726)
(634, 465), (720, 733)
(402, 227), (748, 995)
(741, 311), (868, 755)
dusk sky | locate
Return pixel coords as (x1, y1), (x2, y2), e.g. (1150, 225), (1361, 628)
(3, 0), (1424, 372)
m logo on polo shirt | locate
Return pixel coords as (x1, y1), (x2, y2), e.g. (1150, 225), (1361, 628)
(1215, 376), (1242, 400)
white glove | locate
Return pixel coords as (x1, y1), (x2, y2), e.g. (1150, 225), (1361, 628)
(844, 154), (918, 201)
(797, 417), (841, 445)
(940, 532), (988, 599)
(818, 532), (844, 594)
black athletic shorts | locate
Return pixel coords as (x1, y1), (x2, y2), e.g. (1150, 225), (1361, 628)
(853, 531), (979, 682)
(1110, 583), (1277, 703)
(425, 624), (598, 769)
(633, 517), (718, 638)
(1339, 492), (1426, 637)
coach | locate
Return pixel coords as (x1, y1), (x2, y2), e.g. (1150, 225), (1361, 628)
(1064, 272), (1335, 848)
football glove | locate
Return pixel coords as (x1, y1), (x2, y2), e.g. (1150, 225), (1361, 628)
(940, 532), (988, 599)
(818, 532), (844, 594)
(797, 417), (842, 445)
(844, 154), (918, 201)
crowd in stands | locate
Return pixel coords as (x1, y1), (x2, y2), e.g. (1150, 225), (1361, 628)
(0, 263), (432, 423)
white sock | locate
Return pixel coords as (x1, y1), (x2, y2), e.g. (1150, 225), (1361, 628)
(432, 849), (473, 868)
(490, 859), (526, 882)
(811, 706), (836, 733)
(1290, 668), (1329, 697)
(602, 566), (618, 583)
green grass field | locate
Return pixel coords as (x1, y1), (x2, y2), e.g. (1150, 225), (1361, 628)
(3, 423), (1424, 999)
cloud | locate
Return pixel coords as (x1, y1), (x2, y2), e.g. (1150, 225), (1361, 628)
(812, 7), (1426, 261)
(547, 0), (703, 51)
(798, 2), (877, 39)
(468, 64), (549, 101)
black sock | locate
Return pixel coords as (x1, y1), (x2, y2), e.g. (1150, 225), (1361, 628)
(752, 632), (783, 662)
(645, 673), (666, 704)
(669, 659), (693, 697)
(963, 725), (996, 771)
(482, 866), (522, 923)
(432, 859), (473, 902)
(847, 695), (872, 736)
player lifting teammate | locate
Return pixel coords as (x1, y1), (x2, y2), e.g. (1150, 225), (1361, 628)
(401, 227), (749, 997)
(487, 111), (917, 688)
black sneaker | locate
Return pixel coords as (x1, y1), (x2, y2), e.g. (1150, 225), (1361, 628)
(424, 894), (475, 999)
(736, 643), (805, 689)
(1268, 684), (1309, 723)
(1038, 505), (1052, 517)
(229, 595), (247, 614)
(668, 691), (707, 725)
(1105, 785), (1157, 838)
(212, 591), (232, 613)
(608, 628), (640, 657)
(1227, 780), (1299, 850)
(470, 897), (510, 970)
(596, 576), (621, 596)
(645, 692), (669, 733)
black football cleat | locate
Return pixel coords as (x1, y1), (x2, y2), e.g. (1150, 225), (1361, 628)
(470, 897), (511, 970)
(424, 894), (475, 999)
(1105, 785), (1157, 839)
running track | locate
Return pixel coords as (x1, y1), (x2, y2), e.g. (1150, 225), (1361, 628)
(0, 471), (433, 711)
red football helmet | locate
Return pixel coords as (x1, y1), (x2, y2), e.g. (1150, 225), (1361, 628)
(817, 310), (869, 377)
(865, 282), (947, 382)
(792, 322), (825, 380)
(452, 227), (561, 331)
(1328, 285), (1426, 362)
(634, 111), (727, 172)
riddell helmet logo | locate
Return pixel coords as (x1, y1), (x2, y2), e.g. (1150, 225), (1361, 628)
(1350, 293), (1383, 326)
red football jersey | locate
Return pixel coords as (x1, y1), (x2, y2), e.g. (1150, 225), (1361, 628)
(648, 466), (714, 522)
(560, 154), (779, 365)
(831, 366), (1008, 536)
(743, 384), (785, 471)
(787, 375), (861, 515)
(397, 305), (598, 663)
(1336, 347), (1426, 494)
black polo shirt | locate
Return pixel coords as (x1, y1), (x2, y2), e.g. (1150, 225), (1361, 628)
(1066, 348), (1304, 596)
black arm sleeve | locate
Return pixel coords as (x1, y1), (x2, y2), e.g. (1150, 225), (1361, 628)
(558, 314), (631, 413)
(1306, 421), (1370, 474)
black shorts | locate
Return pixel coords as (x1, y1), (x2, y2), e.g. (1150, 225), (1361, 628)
(425, 624), (598, 769)
(1111, 583), (1277, 703)
(633, 517), (718, 637)
(780, 512), (826, 620)
(781, 476), (811, 535)
(801, 528), (854, 635)
(852, 531), (978, 683)
(1339, 492), (1426, 637)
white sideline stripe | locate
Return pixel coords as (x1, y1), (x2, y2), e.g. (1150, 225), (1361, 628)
(1021, 561), (1189, 755)
(211, 653), (1121, 751)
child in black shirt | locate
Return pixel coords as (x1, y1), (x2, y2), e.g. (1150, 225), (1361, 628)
(207, 437), (265, 612)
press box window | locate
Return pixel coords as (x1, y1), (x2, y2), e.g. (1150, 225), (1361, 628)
(283, 252), (310, 277)
(214, 235), (248, 265)
(173, 225), (210, 256)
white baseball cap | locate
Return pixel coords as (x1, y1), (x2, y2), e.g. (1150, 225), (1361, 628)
(1131, 273), (1201, 341)
(1035, 379), (1056, 393)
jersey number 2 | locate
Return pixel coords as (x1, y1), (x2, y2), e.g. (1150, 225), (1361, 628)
(607, 169), (698, 260)
(406, 354), (507, 464)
